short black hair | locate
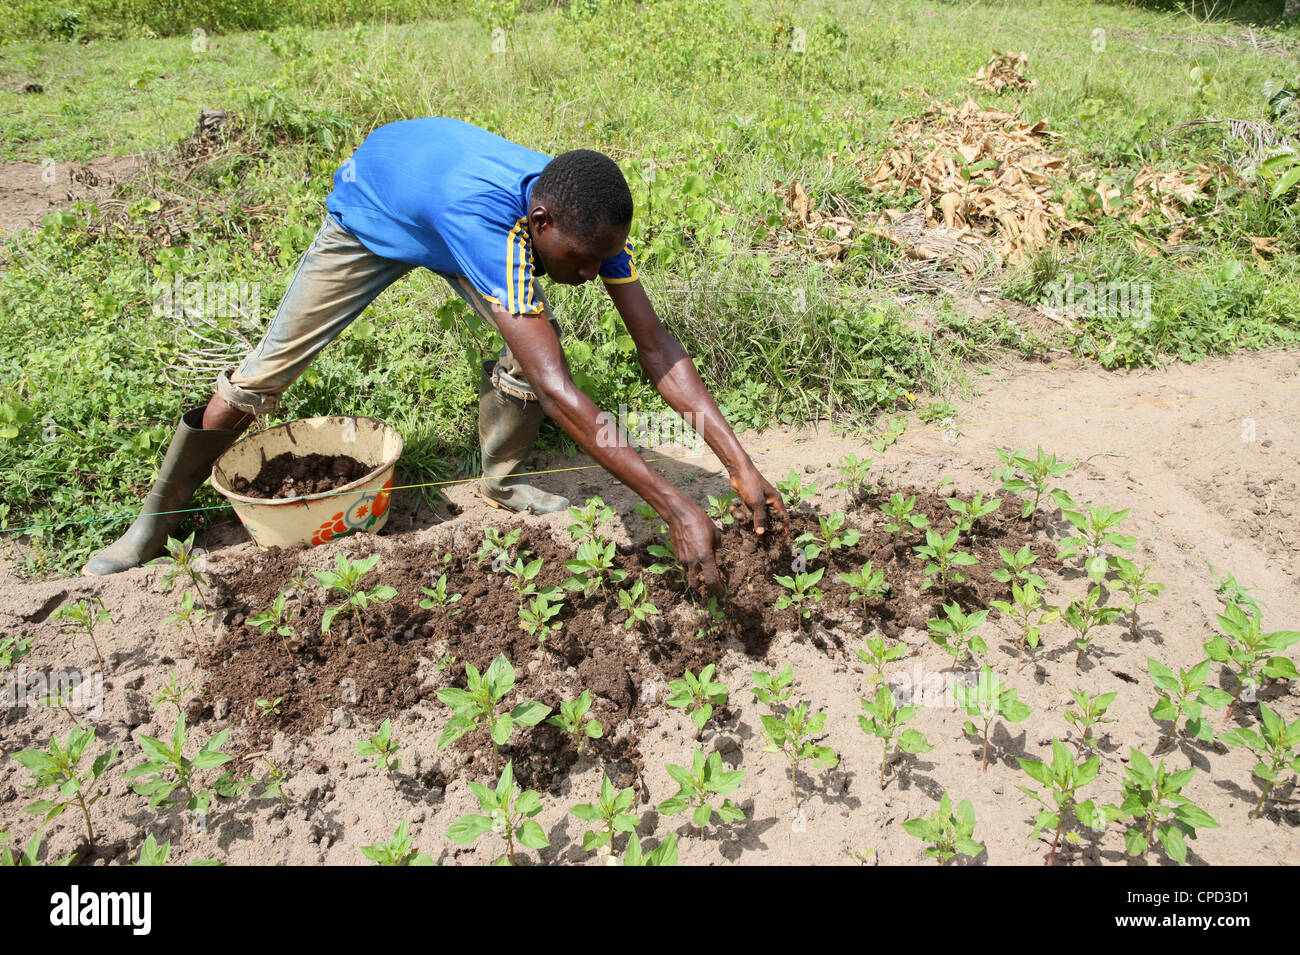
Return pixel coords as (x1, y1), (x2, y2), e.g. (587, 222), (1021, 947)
(533, 149), (633, 239)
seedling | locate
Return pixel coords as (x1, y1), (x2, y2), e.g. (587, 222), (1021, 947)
(858, 686), (933, 789)
(50, 597), (110, 679)
(286, 565), (313, 601)
(754, 675), (838, 806)
(1117, 748), (1218, 864)
(913, 527), (978, 601)
(570, 774), (637, 854)
(617, 579), (661, 632)
(992, 445), (1076, 526)
(1, 827), (73, 867)
(1148, 657), (1233, 753)
(902, 793), (984, 865)
(1108, 556), (1164, 638)
(834, 452), (876, 503)
(475, 526), (523, 566)
(1220, 704), (1300, 818)
(519, 591), (565, 644)
(0, 634), (34, 669)
(634, 500), (667, 541)
(751, 664), (795, 710)
(1207, 563), (1267, 616)
(250, 755), (290, 809)
(446, 760), (548, 865)
(567, 496), (614, 546)
(501, 554), (556, 600)
(622, 832), (679, 866)
(775, 468), (818, 509)
(419, 574), (463, 615)
(774, 566), (825, 624)
(564, 538), (627, 598)
(879, 493), (930, 548)
(313, 553), (397, 643)
(1203, 601), (1299, 718)
(146, 533), (210, 610)
(795, 511), (861, 559)
(1064, 688), (1118, 755)
(255, 696), (283, 719)
(955, 666), (1032, 771)
(945, 491), (1001, 537)
(246, 590), (297, 654)
(134, 833), (223, 866)
(1055, 494), (1136, 580)
(838, 560), (891, 610)
(361, 819), (435, 866)
(13, 727), (120, 849)
(434, 653), (457, 671)
(436, 654), (551, 778)
(926, 602), (989, 667)
(658, 748), (746, 829)
(1018, 740), (1110, 865)
(166, 589), (209, 660)
(989, 581), (1056, 673)
(1052, 584), (1123, 667)
(667, 664), (728, 738)
(645, 538), (685, 587)
(354, 717), (402, 790)
(125, 714), (234, 816)
(546, 690), (604, 757)
(856, 632), (907, 687)
(693, 596), (726, 640)
(151, 673), (195, 720)
(991, 544), (1046, 590)
(706, 491), (738, 527)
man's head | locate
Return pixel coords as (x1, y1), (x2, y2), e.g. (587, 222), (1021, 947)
(527, 149), (632, 286)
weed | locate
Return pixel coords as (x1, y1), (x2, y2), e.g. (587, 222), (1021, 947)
(902, 793), (984, 865)
(361, 819), (435, 866)
(858, 686), (933, 790)
(1117, 749), (1218, 864)
(658, 749), (746, 829)
(1148, 658), (1233, 753)
(668, 664), (728, 738)
(913, 527), (978, 601)
(1220, 704), (1300, 818)
(546, 690), (603, 757)
(993, 446), (1076, 526)
(1065, 689), (1119, 755)
(1018, 740), (1110, 865)
(927, 602), (989, 667)
(313, 553), (397, 643)
(955, 666), (1033, 772)
(446, 761), (548, 865)
(436, 655), (550, 778)
(13, 727), (119, 849)
(570, 774), (637, 854)
(1203, 601), (1299, 718)
(879, 492), (930, 548)
(50, 597), (110, 680)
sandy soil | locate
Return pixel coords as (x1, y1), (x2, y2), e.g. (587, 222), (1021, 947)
(0, 156), (144, 238)
(1, 348), (1297, 866)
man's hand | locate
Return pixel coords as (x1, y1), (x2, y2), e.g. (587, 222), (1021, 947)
(729, 465), (791, 539)
(666, 502), (724, 595)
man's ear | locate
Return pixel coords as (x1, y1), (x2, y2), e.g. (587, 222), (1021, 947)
(529, 203), (555, 238)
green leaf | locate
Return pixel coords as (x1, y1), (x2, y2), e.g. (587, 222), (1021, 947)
(446, 814), (493, 845)
(516, 819), (549, 849)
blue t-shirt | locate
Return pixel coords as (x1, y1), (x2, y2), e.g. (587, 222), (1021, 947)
(325, 118), (637, 315)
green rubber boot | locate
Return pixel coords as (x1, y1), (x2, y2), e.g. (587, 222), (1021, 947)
(82, 406), (245, 576)
(478, 361), (569, 514)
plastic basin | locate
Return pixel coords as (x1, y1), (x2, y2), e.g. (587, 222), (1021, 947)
(210, 415), (403, 550)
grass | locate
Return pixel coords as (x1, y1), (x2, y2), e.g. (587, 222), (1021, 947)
(0, 0), (1297, 577)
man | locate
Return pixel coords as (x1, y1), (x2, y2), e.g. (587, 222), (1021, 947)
(84, 117), (788, 591)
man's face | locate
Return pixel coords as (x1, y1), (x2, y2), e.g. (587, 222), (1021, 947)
(528, 205), (628, 286)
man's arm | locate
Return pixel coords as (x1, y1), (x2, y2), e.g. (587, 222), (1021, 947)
(485, 300), (725, 592)
(604, 279), (790, 537)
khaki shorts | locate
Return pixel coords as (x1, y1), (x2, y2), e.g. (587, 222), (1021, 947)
(218, 211), (561, 415)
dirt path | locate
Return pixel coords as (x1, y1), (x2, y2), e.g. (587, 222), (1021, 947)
(0, 156), (143, 238)
(1, 348), (1297, 866)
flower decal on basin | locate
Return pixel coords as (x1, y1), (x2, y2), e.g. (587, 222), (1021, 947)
(311, 477), (394, 546)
